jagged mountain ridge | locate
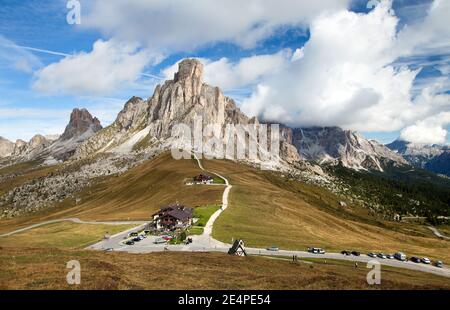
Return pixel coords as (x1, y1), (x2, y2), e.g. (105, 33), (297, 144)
(75, 58), (299, 165)
(0, 108), (102, 163)
(291, 127), (407, 171)
(1, 59), (411, 173)
(387, 139), (449, 176)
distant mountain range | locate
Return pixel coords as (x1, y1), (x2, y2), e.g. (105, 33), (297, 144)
(0, 58), (447, 178)
(386, 140), (449, 176)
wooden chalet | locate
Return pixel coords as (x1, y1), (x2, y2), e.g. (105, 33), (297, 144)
(152, 204), (193, 230)
(193, 173), (213, 184)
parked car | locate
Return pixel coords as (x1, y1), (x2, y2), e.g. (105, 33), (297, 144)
(125, 240), (134, 245)
(377, 253), (387, 259)
(386, 254), (394, 259)
(104, 248), (114, 252)
(351, 251), (361, 256)
(132, 237), (141, 242)
(435, 261), (444, 268)
(394, 252), (407, 261)
(162, 235), (173, 241)
(308, 247), (325, 254)
(129, 232), (138, 237)
(411, 256), (421, 263)
(267, 246), (279, 252)
(368, 253), (377, 258)
(421, 257), (431, 264)
(154, 237), (167, 244)
(341, 250), (351, 256)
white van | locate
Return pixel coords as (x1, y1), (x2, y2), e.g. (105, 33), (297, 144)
(394, 252), (406, 261)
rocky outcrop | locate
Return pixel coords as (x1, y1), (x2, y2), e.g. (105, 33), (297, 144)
(60, 108), (102, 141)
(48, 108), (103, 161)
(0, 137), (14, 158)
(11, 135), (52, 159)
(292, 127), (407, 171)
(12, 140), (27, 156)
(75, 59), (292, 164)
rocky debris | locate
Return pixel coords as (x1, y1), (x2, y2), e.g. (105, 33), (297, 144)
(0, 136), (14, 158)
(292, 127), (407, 172)
(0, 149), (160, 218)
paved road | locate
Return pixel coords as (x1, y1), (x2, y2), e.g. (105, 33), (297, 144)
(90, 230), (450, 278)
(3, 154), (449, 279)
(0, 218), (146, 237)
(88, 154), (450, 279)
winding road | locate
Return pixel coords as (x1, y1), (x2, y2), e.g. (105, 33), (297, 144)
(190, 153), (232, 248)
(0, 218), (146, 237)
(2, 155), (450, 279)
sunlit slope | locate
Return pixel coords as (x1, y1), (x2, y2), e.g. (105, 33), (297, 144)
(0, 153), (222, 233)
(202, 159), (450, 262)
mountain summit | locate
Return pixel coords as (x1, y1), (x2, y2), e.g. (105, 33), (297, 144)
(386, 139), (449, 176)
(76, 59), (256, 157)
(0, 136), (14, 157)
(291, 127), (407, 171)
(60, 108), (102, 141)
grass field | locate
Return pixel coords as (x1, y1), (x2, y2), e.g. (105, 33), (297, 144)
(200, 159), (450, 263)
(1, 153), (449, 267)
(0, 153), (223, 235)
(0, 222), (135, 249)
(193, 204), (221, 227)
(1, 247), (449, 290)
(187, 204), (221, 235)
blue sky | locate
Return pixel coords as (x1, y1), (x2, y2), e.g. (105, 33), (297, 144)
(0, 0), (449, 145)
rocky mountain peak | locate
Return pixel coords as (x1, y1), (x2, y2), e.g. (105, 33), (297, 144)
(292, 126), (407, 171)
(115, 96), (146, 130)
(29, 134), (48, 149)
(174, 58), (204, 84)
(0, 136), (14, 157)
(60, 108), (102, 141)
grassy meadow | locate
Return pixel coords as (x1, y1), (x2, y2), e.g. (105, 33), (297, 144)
(1, 247), (449, 290)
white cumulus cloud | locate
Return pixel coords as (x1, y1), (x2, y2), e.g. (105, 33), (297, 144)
(162, 50), (292, 91)
(33, 39), (157, 96)
(401, 112), (450, 145)
(83, 0), (349, 52)
(240, 0), (450, 144)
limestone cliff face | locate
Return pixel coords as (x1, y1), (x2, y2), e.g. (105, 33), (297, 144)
(11, 135), (51, 159)
(60, 108), (102, 141)
(292, 127), (407, 171)
(76, 59), (255, 157)
(145, 58), (248, 139)
(0, 136), (14, 158)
